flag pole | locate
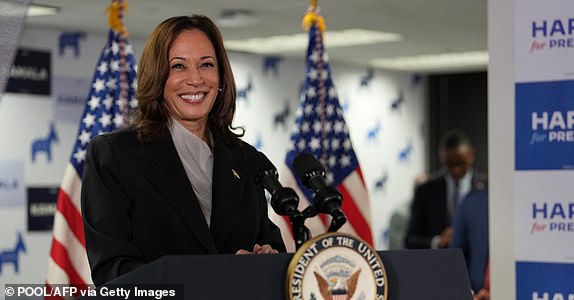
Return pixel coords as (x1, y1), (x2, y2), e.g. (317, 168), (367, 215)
(300, 0), (347, 233)
(302, 1), (330, 167)
(107, 0), (134, 126)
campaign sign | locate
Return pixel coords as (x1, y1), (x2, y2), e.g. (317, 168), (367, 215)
(516, 262), (574, 300)
(515, 80), (574, 170)
(27, 187), (58, 231)
(6, 48), (51, 95)
(514, 0), (574, 83)
(514, 172), (574, 262)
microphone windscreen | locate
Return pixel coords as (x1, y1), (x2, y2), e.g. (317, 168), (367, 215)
(293, 152), (324, 180)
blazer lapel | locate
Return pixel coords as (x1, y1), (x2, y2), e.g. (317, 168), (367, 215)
(209, 133), (245, 251)
(140, 134), (218, 254)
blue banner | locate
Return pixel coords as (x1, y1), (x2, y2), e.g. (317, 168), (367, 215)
(515, 80), (574, 170)
(516, 261), (574, 299)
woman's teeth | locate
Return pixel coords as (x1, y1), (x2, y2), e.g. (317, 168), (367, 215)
(181, 93), (204, 101)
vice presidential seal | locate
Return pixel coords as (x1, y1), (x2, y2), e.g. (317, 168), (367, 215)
(286, 232), (387, 300)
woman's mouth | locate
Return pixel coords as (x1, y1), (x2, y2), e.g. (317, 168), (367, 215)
(180, 92), (205, 102)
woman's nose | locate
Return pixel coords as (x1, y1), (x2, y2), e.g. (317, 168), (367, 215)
(185, 68), (203, 85)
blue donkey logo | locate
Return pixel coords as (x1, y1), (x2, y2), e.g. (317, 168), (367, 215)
(59, 32), (86, 58)
(32, 122), (59, 162)
(0, 232), (26, 274)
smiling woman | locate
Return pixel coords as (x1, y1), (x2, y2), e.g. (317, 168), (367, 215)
(163, 29), (220, 142)
(80, 15), (286, 287)
(135, 15), (239, 146)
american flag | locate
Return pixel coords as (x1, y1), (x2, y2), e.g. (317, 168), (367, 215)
(45, 3), (137, 294)
(275, 18), (373, 251)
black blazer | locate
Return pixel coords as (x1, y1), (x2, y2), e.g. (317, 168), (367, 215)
(81, 127), (285, 286)
(404, 171), (487, 249)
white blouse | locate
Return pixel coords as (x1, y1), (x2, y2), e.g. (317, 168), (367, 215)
(169, 119), (214, 227)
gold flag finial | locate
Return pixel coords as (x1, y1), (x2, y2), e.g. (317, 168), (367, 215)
(302, 0), (325, 32)
(106, 0), (129, 35)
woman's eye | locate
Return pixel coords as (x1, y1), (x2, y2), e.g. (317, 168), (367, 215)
(201, 62), (215, 69)
(171, 63), (185, 70)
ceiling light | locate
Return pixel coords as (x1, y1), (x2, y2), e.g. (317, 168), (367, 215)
(27, 4), (60, 17)
(371, 51), (488, 72)
(224, 29), (402, 54)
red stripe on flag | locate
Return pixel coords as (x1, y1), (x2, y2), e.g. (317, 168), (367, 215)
(56, 189), (86, 247)
(338, 183), (373, 246)
(50, 239), (88, 286)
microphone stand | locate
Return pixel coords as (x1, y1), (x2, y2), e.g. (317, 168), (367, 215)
(288, 201), (346, 249)
(279, 194), (346, 249)
(265, 185), (313, 250)
(286, 207), (313, 250)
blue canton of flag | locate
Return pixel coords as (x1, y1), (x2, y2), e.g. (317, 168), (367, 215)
(72, 29), (137, 177)
(283, 22), (374, 245)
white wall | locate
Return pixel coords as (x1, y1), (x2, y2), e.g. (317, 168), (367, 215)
(0, 25), (427, 285)
(488, 0), (516, 298)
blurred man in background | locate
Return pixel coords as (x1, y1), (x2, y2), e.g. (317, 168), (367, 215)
(405, 129), (486, 249)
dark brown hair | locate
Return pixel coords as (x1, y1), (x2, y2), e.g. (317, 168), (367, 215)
(439, 129), (472, 150)
(135, 15), (242, 144)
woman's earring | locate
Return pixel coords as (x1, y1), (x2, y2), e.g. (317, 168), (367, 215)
(218, 87), (223, 92)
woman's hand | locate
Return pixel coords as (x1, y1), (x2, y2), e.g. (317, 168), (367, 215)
(236, 244), (279, 255)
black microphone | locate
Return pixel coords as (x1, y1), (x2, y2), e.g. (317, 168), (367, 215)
(253, 152), (299, 216)
(292, 153), (346, 232)
(253, 152), (312, 249)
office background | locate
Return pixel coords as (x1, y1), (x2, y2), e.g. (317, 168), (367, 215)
(3, 0), (553, 299)
(1, 24), (485, 285)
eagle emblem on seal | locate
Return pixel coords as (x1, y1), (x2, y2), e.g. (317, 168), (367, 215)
(313, 269), (361, 300)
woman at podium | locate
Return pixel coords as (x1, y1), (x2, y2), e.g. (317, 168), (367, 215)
(81, 15), (286, 286)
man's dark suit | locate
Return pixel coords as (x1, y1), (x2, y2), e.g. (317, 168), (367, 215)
(404, 171), (486, 249)
(81, 127), (285, 286)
